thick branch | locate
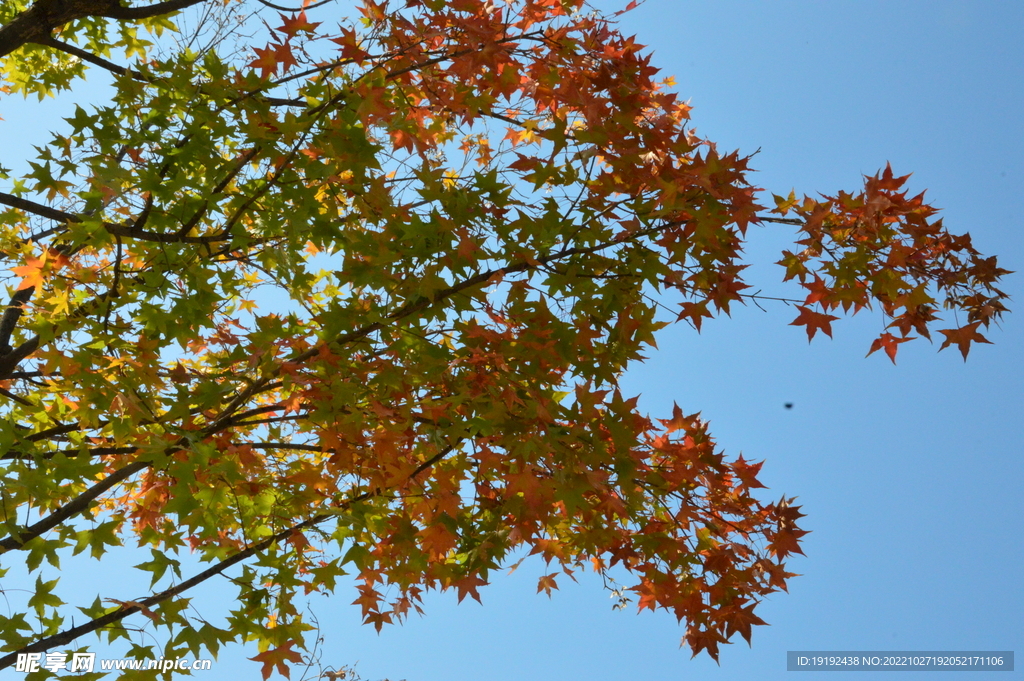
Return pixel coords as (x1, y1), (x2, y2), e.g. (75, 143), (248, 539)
(0, 190), (234, 243)
(103, 222), (233, 244)
(256, 0), (334, 11)
(0, 445), (137, 461)
(0, 286), (36, 353)
(97, 0), (210, 20)
(755, 215), (804, 225)
(0, 190), (76, 223)
(0, 334), (39, 379)
(0, 0), (210, 59)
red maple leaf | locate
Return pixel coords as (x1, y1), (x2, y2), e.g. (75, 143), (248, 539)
(250, 641), (303, 680)
(248, 45), (280, 79)
(722, 601), (768, 645)
(789, 305), (840, 341)
(866, 332), (914, 364)
(731, 455), (766, 490)
(801, 275), (832, 307)
(274, 41), (298, 73)
(449, 574), (487, 604)
(685, 625), (729, 662)
(938, 322), (992, 360)
(676, 300), (713, 332)
(275, 11), (320, 38)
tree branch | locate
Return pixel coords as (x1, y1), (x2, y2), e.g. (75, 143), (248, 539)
(0, 286), (36, 354)
(97, 0), (211, 21)
(0, 459), (150, 553)
(255, 0), (334, 11)
(209, 218), (690, 428)
(0, 442), (460, 669)
(755, 215), (804, 226)
(39, 35), (137, 78)
(0, 445), (137, 461)
(0, 190), (237, 245)
(0, 507), (330, 668)
(0, 0), (211, 59)
(0, 190), (76, 223)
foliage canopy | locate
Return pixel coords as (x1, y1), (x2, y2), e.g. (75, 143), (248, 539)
(0, 0), (1009, 676)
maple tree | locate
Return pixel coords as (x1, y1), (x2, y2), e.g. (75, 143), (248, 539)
(0, 0), (1010, 677)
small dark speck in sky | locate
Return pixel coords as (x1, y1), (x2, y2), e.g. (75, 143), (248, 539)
(784, 403), (793, 410)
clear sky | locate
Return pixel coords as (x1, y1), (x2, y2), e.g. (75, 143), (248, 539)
(1, 1), (1021, 680)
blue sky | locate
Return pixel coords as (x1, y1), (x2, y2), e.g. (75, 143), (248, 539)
(1, 1), (1021, 679)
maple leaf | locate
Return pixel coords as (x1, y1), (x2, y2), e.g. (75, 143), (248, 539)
(658, 402), (698, 435)
(449, 574), (487, 604)
(685, 625), (728, 662)
(731, 456), (766, 490)
(364, 610), (394, 632)
(866, 332), (913, 364)
(676, 300), (713, 332)
(874, 161), (912, 191)
(801, 275), (832, 307)
(351, 584), (381, 617)
(418, 522), (457, 559)
(274, 41), (298, 73)
(330, 27), (369, 62)
(250, 641), (303, 680)
(789, 305), (840, 341)
(770, 527), (808, 560)
(248, 45), (280, 79)
(722, 601), (768, 645)
(11, 252), (47, 290)
(275, 11), (321, 38)
(938, 322), (992, 360)
(770, 497), (808, 559)
(537, 573), (559, 597)
(502, 126), (521, 147)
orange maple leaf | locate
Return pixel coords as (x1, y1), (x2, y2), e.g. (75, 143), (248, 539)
(938, 322), (991, 360)
(657, 402), (698, 435)
(250, 641), (303, 680)
(449, 574), (487, 604)
(329, 27), (370, 62)
(274, 41), (298, 73)
(536, 573), (558, 596)
(11, 252), (47, 290)
(249, 45), (280, 79)
(789, 305), (840, 341)
(731, 455), (766, 490)
(866, 332), (914, 364)
(275, 11), (320, 38)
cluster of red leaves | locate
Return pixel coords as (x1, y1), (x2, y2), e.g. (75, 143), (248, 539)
(307, 387), (806, 664)
(777, 164), (1010, 361)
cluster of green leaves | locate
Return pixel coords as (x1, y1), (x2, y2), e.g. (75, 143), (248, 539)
(0, 0), (1007, 678)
